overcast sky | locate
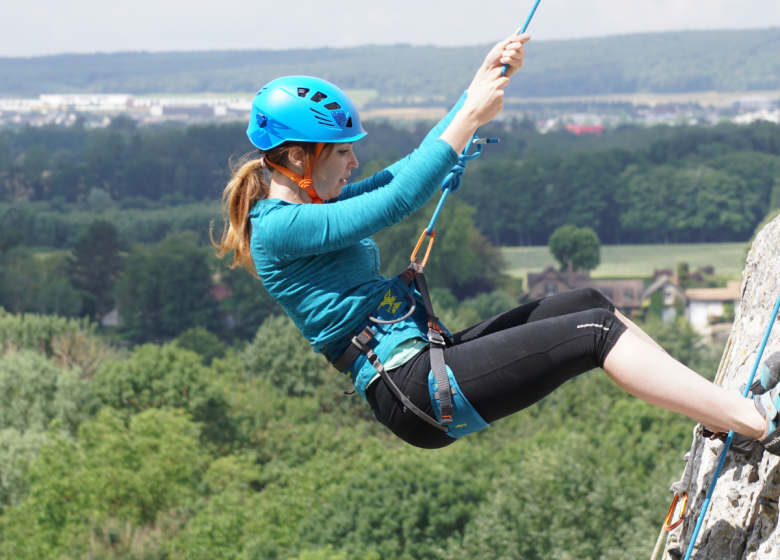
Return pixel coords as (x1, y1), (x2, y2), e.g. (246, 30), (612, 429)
(2, 0), (779, 57)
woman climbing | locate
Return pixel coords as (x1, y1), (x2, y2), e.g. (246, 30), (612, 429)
(213, 30), (780, 454)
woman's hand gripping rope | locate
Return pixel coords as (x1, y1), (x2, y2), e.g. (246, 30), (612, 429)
(470, 29), (530, 90)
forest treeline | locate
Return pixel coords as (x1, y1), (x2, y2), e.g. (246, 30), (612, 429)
(3, 28), (780, 98)
(2, 116), (780, 246)
(0, 194), (505, 331)
(0, 303), (719, 559)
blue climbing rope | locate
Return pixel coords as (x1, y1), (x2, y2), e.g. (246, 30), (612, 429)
(501, 0), (542, 77)
(423, 0), (542, 238)
(683, 290), (780, 560)
(425, 136), (497, 234)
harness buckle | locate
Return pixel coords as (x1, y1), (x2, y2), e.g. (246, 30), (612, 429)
(428, 328), (446, 347)
(663, 492), (688, 531)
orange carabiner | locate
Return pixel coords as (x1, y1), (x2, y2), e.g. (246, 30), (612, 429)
(663, 492), (688, 531)
(410, 228), (435, 268)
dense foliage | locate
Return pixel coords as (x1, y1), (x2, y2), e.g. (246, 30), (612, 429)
(2, 29), (780, 98)
(461, 123), (780, 244)
(0, 309), (719, 559)
(3, 118), (780, 248)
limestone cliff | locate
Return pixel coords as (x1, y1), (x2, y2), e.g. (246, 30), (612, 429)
(663, 215), (780, 560)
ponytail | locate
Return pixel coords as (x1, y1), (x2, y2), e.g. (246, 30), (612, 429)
(211, 153), (268, 277)
(212, 141), (329, 277)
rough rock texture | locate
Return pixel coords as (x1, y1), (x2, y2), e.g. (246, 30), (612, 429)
(663, 216), (780, 560)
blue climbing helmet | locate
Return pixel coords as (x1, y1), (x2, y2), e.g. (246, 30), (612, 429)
(247, 76), (367, 151)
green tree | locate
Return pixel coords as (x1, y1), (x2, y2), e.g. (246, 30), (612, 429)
(548, 225), (601, 272)
(0, 248), (38, 313)
(0, 350), (97, 435)
(241, 315), (332, 397)
(115, 232), (219, 340)
(0, 429), (48, 515)
(21, 144), (51, 200)
(0, 228), (25, 253)
(373, 198), (505, 298)
(92, 343), (235, 446)
(175, 326), (228, 365)
(68, 220), (125, 317)
(0, 408), (207, 559)
(220, 264), (283, 340)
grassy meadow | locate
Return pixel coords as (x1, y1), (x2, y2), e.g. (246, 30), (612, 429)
(502, 243), (748, 282)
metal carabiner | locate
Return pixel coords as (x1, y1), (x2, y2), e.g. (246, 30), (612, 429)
(410, 228), (435, 268)
(663, 492), (688, 531)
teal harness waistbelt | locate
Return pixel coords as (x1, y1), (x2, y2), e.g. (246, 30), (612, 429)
(326, 260), (489, 439)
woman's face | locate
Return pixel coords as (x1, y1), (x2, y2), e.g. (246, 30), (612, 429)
(313, 143), (359, 201)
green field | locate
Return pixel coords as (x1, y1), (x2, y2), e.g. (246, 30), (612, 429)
(502, 243), (748, 281)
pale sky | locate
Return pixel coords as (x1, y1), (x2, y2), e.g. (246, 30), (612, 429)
(2, 0), (779, 57)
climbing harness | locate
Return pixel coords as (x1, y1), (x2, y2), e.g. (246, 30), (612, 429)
(669, 291), (780, 560)
(327, 135), (498, 436)
(326, 1), (544, 436)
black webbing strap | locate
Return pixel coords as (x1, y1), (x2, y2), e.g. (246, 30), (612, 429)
(349, 327), (448, 432)
(411, 262), (453, 425)
(332, 330), (368, 373)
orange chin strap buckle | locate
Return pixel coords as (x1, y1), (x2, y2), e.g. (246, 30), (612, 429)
(266, 142), (325, 204)
(663, 492), (688, 531)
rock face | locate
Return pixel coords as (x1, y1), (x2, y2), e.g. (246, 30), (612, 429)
(663, 216), (780, 560)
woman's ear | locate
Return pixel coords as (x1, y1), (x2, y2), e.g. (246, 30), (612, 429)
(286, 146), (306, 172)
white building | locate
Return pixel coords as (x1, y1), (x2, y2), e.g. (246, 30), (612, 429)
(685, 281), (742, 334)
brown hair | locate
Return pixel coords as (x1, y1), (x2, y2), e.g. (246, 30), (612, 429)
(211, 141), (329, 277)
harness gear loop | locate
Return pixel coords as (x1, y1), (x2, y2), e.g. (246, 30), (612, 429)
(368, 294), (417, 325)
(663, 492), (688, 532)
(410, 229), (435, 268)
(265, 142), (326, 204)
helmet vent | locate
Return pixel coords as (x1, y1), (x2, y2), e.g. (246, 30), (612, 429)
(297, 88), (310, 98)
(311, 92), (328, 103)
(324, 102), (341, 110)
(346, 117), (353, 128)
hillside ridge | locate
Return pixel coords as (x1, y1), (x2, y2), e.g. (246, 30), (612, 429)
(2, 28), (780, 98)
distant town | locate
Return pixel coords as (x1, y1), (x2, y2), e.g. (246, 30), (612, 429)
(1, 90), (779, 131)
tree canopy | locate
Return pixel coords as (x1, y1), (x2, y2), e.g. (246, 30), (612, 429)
(548, 225), (601, 272)
(0, 309), (713, 560)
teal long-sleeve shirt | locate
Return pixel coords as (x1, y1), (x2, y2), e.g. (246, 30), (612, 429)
(249, 92), (466, 395)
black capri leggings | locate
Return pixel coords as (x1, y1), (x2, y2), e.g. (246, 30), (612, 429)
(365, 287), (629, 449)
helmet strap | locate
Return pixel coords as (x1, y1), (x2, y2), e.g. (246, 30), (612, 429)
(266, 142), (325, 204)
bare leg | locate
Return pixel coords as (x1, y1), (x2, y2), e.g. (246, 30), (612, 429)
(604, 330), (765, 438)
(614, 309), (666, 353)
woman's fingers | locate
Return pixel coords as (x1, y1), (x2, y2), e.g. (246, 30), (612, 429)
(500, 33), (531, 77)
(470, 32), (530, 93)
